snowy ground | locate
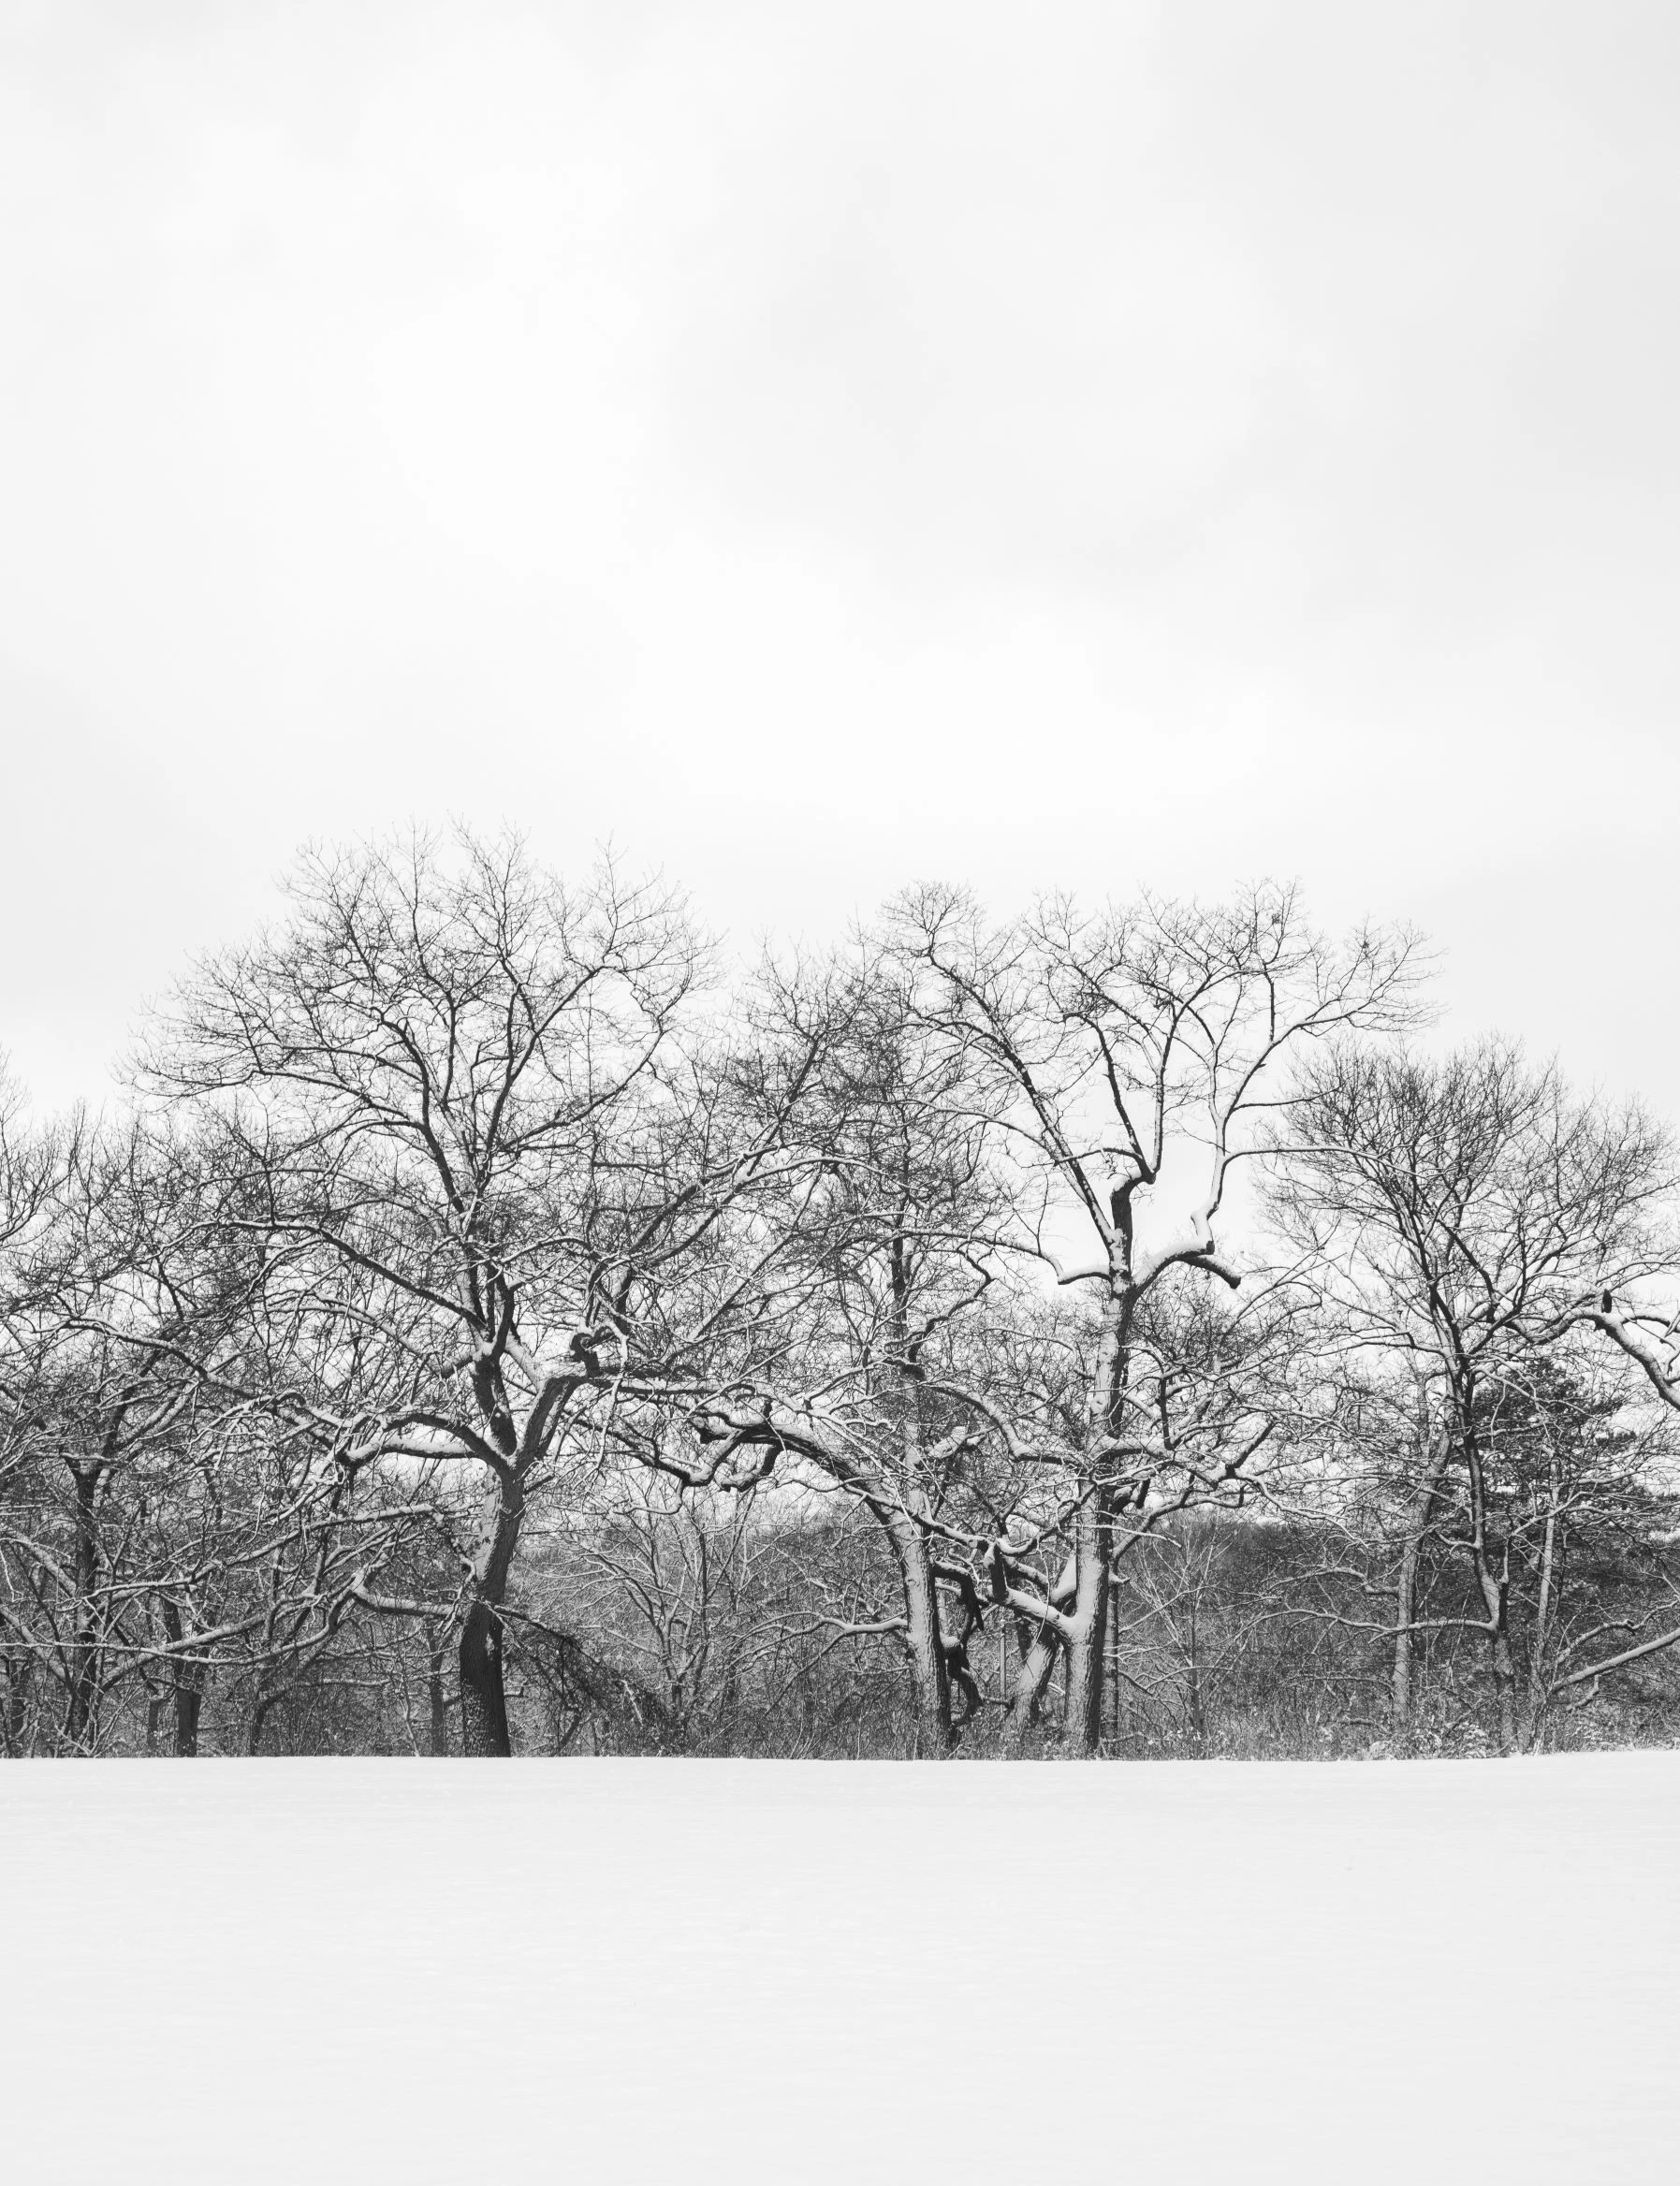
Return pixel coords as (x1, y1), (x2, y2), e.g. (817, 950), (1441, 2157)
(3, 1756), (1675, 2185)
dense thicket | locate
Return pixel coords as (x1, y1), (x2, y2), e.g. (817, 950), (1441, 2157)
(6, 834), (1680, 1758)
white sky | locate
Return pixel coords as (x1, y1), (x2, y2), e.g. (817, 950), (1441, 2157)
(3, 3), (1678, 1116)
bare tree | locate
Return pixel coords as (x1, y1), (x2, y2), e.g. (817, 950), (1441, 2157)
(886, 881), (1419, 1752)
(1275, 1039), (1680, 1750)
(0, 1058), (71, 1751)
(0, 1120), (259, 1750)
(145, 831), (830, 1754)
(0, 1104), (423, 1755)
(675, 942), (1020, 1748)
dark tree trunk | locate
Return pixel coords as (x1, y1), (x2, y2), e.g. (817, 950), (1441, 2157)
(5, 1655), (36, 1756)
(63, 1461), (102, 1750)
(160, 1596), (204, 1756)
(174, 1686), (203, 1757)
(460, 1601), (512, 1757)
(458, 1441), (526, 1757)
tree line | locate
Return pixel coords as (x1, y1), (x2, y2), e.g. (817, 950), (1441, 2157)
(6, 832), (1680, 1759)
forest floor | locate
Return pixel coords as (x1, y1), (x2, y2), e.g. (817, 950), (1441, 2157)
(2, 1753), (1674, 2184)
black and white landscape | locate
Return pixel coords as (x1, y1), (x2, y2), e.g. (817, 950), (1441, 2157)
(5, 844), (1680, 1767)
(3, 6), (1678, 2182)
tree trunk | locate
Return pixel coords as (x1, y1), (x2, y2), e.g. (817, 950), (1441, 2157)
(63, 1461), (101, 1750)
(1393, 1425), (1451, 1744)
(460, 1601), (513, 1756)
(1005, 1630), (1059, 1748)
(1185, 1597), (1205, 1741)
(1489, 1607), (1518, 1755)
(1003, 1554), (1075, 1753)
(1059, 1281), (1128, 1758)
(174, 1684), (203, 1757)
(888, 1518), (952, 1754)
(5, 1655), (36, 1756)
(159, 1596), (204, 1756)
(459, 1468), (525, 1758)
(247, 1693), (274, 1756)
(1460, 1403), (1518, 1755)
(426, 1621), (451, 1757)
(1062, 1483), (1113, 1756)
(877, 1247), (956, 1756)
(1522, 1461), (1564, 1752)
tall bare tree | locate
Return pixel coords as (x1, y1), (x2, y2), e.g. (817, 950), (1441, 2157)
(892, 882), (1419, 1752)
(674, 941), (1023, 1747)
(146, 831), (828, 1754)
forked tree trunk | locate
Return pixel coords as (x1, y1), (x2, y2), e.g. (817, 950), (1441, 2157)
(1004, 1555), (1074, 1752)
(1059, 1287), (1129, 1757)
(878, 1253), (959, 1756)
(1005, 1636), (1058, 1746)
(888, 1517), (952, 1754)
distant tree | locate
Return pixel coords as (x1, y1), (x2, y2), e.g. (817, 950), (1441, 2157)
(1275, 1039), (1680, 1750)
(0, 1058), (68, 1751)
(0, 1120), (256, 1750)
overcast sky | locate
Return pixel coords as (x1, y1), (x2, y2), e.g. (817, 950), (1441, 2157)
(3, 2), (1677, 1115)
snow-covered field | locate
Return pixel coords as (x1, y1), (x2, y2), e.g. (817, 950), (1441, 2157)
(3, 1756), (1675, 2184)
